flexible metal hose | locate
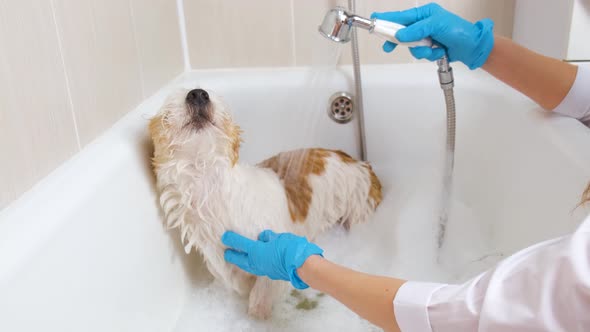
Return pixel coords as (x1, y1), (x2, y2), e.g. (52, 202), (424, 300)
(344, 0), (455, 248)
(436, 56), (456, 250)
(348, 0), (367, 161)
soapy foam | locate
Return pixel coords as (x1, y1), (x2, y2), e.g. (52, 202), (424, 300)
(173, 162), (501, 331)
(173, 280), (380, 332)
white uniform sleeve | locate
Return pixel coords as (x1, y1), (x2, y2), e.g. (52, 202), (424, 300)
(393, 216), (590, 332)
(553, 64), (590, 125)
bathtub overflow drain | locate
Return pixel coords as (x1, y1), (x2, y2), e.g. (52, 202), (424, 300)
(328, 92), (354, 124)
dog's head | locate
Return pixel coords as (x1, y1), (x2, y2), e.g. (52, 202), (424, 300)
(149, 88), (241, 172)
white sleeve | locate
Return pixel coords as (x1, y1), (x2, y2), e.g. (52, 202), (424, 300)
(393, 216), (590, 332)
(553, 64), (590, 125)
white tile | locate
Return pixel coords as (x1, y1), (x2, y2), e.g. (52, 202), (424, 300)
(565, 0), (590, 60)
(53, 0), (143, 146)
(184, 0), (294, 68)
(0, 0), (78, 208)
(512, 0), (571, 59)
(130, 0), (184, 97)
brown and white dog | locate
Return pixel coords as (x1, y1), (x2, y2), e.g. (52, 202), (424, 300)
(149, 88), (382, 319)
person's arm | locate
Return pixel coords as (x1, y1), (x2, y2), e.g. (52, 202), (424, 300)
(223, 216), (590, 332)
(482, 36), (578, 110)
(421, 219), (590, 332)
(221, 230), (405, 331)
(297, 255), (405, 332)
(371, 3), (581, 112)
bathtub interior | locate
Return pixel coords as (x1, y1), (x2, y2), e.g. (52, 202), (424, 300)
(0, 127), (187, 330)
(172, 65), (590, 331)
(362, 65), (590, 281)
(0, 64), (589, 332)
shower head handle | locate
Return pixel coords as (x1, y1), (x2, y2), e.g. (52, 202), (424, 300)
(318, 7), (433, 48)
(318, 7), (371, 43)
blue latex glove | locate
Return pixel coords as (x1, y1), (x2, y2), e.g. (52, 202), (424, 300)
(222, 230), (323, 289)
(371, 3), (495, 69)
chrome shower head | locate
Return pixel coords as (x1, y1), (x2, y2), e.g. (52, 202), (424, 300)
(318, 7), (373, 43)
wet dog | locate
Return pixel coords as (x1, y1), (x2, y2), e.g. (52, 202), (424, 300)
(149, 88), (382, 319)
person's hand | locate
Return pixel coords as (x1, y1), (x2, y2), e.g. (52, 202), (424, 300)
(222, 230), (323, 289)
(371, 3), (495, 69)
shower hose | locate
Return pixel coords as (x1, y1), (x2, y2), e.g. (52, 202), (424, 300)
(348, 0), (367, 161)
(436, 56), (456, 250)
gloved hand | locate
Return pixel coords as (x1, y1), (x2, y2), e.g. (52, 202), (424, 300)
(222, 230), (324, 289)
(371, 3), (495, 69)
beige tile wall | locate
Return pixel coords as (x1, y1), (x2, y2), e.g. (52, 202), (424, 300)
(131, 0), (186, 96)
(0, 0), (183, 209)
(0, 0), (78, 209)
(184, 0), (295, 68)
(184, 0), (515, 68)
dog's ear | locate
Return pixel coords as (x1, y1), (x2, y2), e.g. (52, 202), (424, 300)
(223, 117), (242, 166)
(149, 114), (172, 171)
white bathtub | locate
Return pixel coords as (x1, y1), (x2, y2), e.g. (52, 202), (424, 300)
(1, 63), (589, 331)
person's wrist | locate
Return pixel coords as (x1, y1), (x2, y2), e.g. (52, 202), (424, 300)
(294, 254), (323, 289)
(467, 18), (495, 69)
(482, 34), (503, 71)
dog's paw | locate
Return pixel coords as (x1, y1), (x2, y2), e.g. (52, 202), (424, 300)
(248, 302), (272, 320)
(248, 277), (275, 320)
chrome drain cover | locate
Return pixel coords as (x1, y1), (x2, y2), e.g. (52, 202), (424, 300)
(328, 92), (354, 124)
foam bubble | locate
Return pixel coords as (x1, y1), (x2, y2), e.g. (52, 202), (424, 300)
(173, 280), (380, 332)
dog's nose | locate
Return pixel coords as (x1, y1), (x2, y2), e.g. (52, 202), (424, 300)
(186, 89), (209, 106)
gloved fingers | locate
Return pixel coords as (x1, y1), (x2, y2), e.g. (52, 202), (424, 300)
(371, 9), (420, 26)
(222, 231), (255, 253)
(415, 3), (445, 19)
(426, 47), (446, 61)
(371, 3), (441, 25)
(409, 46), (434, 59)
(408, 46), (446, 62)
(258, 229), (279, 242)
(382, 41), (397, 53)
(396, 18), (436, 43)
(224, 249), (252, 272)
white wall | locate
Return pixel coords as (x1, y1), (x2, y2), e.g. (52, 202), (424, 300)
(568, 0), (590, 60)
(513, 0), (590, 60)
